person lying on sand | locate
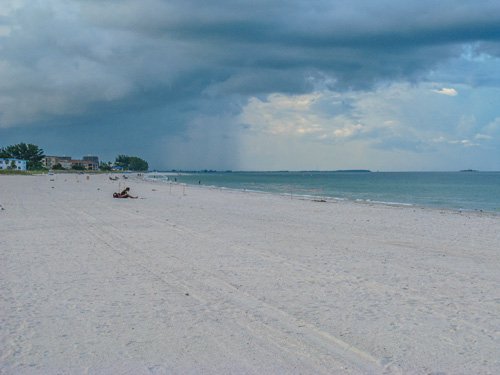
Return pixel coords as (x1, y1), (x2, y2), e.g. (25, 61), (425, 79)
(113, 187), (137, 199)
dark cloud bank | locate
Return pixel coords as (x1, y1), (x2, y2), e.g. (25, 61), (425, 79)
(1, 0), (499, 169)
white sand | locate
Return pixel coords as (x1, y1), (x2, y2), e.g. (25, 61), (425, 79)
(1, 174), (499, 374)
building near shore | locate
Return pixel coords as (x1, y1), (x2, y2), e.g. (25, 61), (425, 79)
(0, 158), (27, 170)
(70, 159), (99, 170)
(43, 155), (99, 170)
(43, 156), (71, 169)
(83, 156), (99, 165)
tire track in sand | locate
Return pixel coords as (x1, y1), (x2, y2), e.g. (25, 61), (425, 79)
(64, 205), (387, 374)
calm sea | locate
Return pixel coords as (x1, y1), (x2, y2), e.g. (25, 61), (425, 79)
(148, 171), (500, 213)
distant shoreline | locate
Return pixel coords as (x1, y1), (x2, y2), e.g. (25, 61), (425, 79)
(145, 171), (500, 214)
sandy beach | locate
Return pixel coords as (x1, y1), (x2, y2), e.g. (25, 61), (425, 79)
(1, 174), (499, 374)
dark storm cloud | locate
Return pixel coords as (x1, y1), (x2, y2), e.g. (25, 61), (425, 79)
(2, 0), (500, 128)
(1, 0), (500, 170)
(81, 0), (500, 85)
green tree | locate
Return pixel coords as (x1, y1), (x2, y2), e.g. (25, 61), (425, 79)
(128, 157), (148, 171)
(114, 155), (130, 168)
(52, 163), (65, 170)
(3, 143), (45, 170)
(115, 155), (148, 171)
(99, 161), (112, 171)
(0, 148), (11, 158)
(71, 164), (85, 171)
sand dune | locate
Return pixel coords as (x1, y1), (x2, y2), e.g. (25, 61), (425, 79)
(1, 174), (499, 374)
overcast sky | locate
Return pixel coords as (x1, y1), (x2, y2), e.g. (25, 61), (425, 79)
(1, 0), (499, 170)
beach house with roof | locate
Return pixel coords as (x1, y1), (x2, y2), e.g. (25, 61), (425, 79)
(69, 159), (99, 170)
(43, 155), (99, 170)
(0, 158), (27, 171)
(43, 156), (71, 169)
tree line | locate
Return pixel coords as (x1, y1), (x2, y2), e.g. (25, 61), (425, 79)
(0, 143), (45, 170)
(1, 143), (148, 172)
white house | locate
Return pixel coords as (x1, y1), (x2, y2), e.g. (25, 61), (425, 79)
(0, 158), (27, 171)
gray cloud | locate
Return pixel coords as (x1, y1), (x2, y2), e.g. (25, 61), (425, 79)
(1, 0), (500, 169)
(2, 0), (500, 125)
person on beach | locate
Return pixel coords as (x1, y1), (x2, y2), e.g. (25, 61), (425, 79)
(113, 187), (137, 199)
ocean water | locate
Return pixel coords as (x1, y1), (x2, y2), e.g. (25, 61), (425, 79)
(148, 171), (500, 213)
